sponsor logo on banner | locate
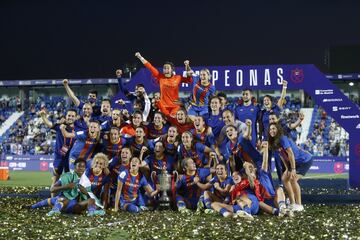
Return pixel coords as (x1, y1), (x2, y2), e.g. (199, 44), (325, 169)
(35, 80), (49, 85)
(86, 80), (92, 84)
(332, 106), (351, 112)
(323, 98), (343, 102)
(315, 89), (334, 95)
(334, 162), (344, 173)
(341, 114), (359, 119)
(0, 81), (3, 86)
(40, 161), (49, 171)
(356, 123), (360, 129)
(9, 162), (27, 168)
(290, 68), (304, 83)
(6, 156), (13, 160)
(19, 81), (31, 85)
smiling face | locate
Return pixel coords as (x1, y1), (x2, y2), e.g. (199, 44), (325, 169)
(110, 128), (120, 143)
(167, 126), (178, 140)
(199, 69), (211, 85)
(225, 126), (238, 140)
(132, 113), (142, 127)
(269, 124), (278, 138)
(216, 164), (227, 178)
(130, 157), (140, 172)
(232, 171), (241, 184)
(89, 122), (100, 138)
(210, 97), (221, 112)
(176, 110), (186, 124)
(242, 90), (252, 103)
(154, 141), (165, 155)
(82, 103), (93, 117)
(101, 101), (111, 116)
(121, 148), (132, 164)
(65, 110), (77, 125)
(111, 109), (121, 121)
(185, 158), (196, 172)
(74, 161), (86, 176)
(92, 157), (106, 175)
(135, 127), (145, 139)
(263, 96), (272, 108)
(194, 116), (205, 130)
(163, 64), (173, 77)
(153, 113), (164, 126)
(269, 114), (278, 124)
(222, 111), (234, 126)
(181, 132), (193, 147)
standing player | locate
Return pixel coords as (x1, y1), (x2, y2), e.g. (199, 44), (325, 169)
(101, 127), (127, 161)
(62, 120), (101, 169)
(205, 96), (225, 139)
(39, 108), (78, 193)
(268, 123), (313, 212)
(184, 61), (215, 117)
(146, 112), (169, 139)
(190, 116), (216, 149)
(135, 52), (193, 117)
(63, 79), (101, 116)
(259, 80), (288, 140)
(234, 89), (261, 147)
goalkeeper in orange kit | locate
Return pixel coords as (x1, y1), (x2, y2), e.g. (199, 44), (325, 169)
(135, 52), (193, 117)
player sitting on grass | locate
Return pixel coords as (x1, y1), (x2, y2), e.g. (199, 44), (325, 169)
(113, 157), (160, 213)
(28, 158), (105, 217)
(175, 158), (213, 213)
(203, 163), (233, 213)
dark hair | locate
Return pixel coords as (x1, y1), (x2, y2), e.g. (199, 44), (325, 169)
(217, 92), (227, 98)
(269, 112), (280, 117)
(110, 126), (120, 132)
(135, 83), (145, 88)
(223, 109), (234, 116)
(210, 95), (221, 102)
(74, 158), (86, 166)
(101, 98), (111, 105)
(88, 89), (98, 97)
(163, 61), (175, 70)
(268, 123), (284, 150)
(67, 108), (78, 115)
(243, 89), (252, 93)
(133, 110), (143, 117)
(89, 120), (100, 125)
(263, 95), (273, 102)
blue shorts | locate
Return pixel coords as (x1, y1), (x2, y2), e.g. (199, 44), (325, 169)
(120, 197), (139, 209)
(188, 105), (209, 116)
(246, 193), (260, 215)
(53, 156), (69, 176)
(296, 158), (313, 176)
(63, 199), (78, 213)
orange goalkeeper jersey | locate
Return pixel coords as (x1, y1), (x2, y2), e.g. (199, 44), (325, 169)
(144, 62), (192, 107)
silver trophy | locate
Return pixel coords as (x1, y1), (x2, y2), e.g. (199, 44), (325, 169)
(151, 169), (178, 209)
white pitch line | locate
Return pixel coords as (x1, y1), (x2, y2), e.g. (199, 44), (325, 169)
(302, 173), (348, 179)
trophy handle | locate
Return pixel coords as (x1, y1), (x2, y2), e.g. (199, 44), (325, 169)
(173, 170), (179, 184)
(151, 171), (157, 184)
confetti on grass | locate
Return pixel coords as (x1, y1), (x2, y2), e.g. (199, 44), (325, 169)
(1, 186), (360, 239)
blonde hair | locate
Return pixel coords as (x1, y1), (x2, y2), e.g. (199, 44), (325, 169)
(91, 153), (110, 175)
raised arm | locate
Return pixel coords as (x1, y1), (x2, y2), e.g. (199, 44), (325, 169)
(142, 92), (151, 122)
(39, 110), (53, 128)
(60, 124), (76, 138)
(243, 119), (252, 141)
(184, 60), (194, 77)
(63, 79), (81, 107)
(277, 80), (288, 108)
(289, 112), (304, 129)
(261, 141), (269, 172)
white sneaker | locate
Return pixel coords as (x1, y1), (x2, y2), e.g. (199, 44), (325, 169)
(233, 210), (254, 221)
(291, 204), (304, 212)
(223, 211), (232, 218)
(278, 205), (287, 217)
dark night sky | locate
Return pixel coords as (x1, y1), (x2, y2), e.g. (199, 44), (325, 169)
(1, 0), (360, 79)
